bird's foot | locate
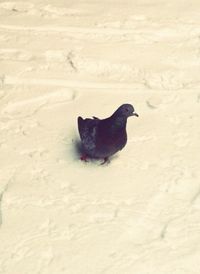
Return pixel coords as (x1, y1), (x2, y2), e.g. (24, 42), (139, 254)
(80, 154), (88, 162)
(101, 157), (110, 165)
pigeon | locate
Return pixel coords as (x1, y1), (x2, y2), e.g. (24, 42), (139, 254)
(77, 104), (139, 163)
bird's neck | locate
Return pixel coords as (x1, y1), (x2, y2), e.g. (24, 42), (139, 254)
(112, 116), (127, 131)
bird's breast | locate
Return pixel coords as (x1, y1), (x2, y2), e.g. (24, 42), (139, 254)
(113, 130), (127, 149)
(97, 128), (127, 151)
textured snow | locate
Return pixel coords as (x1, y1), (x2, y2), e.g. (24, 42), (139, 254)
(0, 1), (200, 273)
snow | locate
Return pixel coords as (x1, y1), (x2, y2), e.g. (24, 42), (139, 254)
(0, 1), (200, 273)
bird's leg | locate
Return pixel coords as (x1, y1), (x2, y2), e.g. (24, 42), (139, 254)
(101, 157), (109, 165)
(80, 154), (88, 162)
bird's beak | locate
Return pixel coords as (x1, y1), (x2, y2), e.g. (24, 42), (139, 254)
(132, 112), (139, 117)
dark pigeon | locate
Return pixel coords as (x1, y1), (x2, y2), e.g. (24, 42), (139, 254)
(77, 104), (139, 163)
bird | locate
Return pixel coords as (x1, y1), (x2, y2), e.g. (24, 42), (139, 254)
(77, 104), (139, 164)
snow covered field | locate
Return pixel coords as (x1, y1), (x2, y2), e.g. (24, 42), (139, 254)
(0, 1), (200, 273)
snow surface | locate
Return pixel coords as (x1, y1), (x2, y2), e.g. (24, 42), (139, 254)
(0, 0), (200, 273)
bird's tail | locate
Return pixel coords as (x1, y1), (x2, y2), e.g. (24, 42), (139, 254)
(77, 116), (84, 138)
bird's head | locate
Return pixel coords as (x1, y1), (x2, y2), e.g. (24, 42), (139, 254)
(114, 104), (139, 118)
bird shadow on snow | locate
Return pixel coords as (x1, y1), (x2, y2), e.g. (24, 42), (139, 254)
(73, 138), (83, 157)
